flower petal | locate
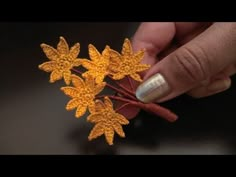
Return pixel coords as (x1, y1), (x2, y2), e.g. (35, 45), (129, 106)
(88, 104), (96, 114)
(50, 70), (62, 83)
(38, 61), (56, 72)
(112, 73), (125, 80)
(87, 113), (103, 123)
(80, 59), (96, 70)
(63, 70), (71, 85)
(73, 59), (82, 67)
(70, 43), (80, 58)
(130, 73), (142, 82)
(110, 49), (121, 63)
(108, 63), (120, 73)
(114, 113), (129, 125)
(104, 96), (113, 109)
(122, 38), (133, 56)
(40, 44), (59, 61)
(61, 87), (79, 98)
(94, 82), (106, 95)
(113, 122), (125, 138)
(135, 64), (151, 72)
(88, 44), (101, 62)
(104, 127), (114, 145)
(102, 45), (110, 59)
(71, 75), (85, 88)
(94, 100), (106, 111)
(85, 74), (95, 89)
(75, 105), (87, 118)
(134, 50), (145, 62)
(88, 122), (105, 141)
(57, 36), (69, 54)
(66, 98), (80, 110)
(95, 75), (105, 84)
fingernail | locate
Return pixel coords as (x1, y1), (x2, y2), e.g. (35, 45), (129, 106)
(135, 73), (170, 103)
(207, 78), (231, 92)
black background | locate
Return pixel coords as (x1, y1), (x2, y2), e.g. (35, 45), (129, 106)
(0, 22), (235, 154)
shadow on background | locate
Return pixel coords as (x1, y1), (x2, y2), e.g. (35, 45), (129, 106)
(0, 22), (235, 154)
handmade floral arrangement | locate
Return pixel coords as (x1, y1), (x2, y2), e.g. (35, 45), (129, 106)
(38, 37), (178, 145)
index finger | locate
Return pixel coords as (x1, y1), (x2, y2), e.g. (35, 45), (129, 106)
(132, 22), (176, 66)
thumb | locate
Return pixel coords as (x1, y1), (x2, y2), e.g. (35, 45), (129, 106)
(136, 23), (236, 103)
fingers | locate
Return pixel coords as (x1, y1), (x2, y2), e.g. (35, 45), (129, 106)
(174, 22), (212, 45)
(187, 64), (236, 98)
(135, 22), (236, 103)
(132, 22), (176, 66)
(187, 77), (231, 98)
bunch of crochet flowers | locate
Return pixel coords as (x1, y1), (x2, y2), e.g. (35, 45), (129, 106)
(38, 37), (178, 145)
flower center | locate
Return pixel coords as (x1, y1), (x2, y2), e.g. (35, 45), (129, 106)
(57, 55), (73, 71)
(78, 88), (94, 106)
(120, 60), (133, 73)
(96, 60), (108, 72)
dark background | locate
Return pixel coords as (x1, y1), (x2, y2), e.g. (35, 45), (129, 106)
(0, 22), (235, 154)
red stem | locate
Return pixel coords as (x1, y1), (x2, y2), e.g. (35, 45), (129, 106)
(127, 76), (134, 92)
(72, 68), (136, 100)
(73, 68), (178, 122)
(108, 75), (135, 96)
(98, 95), (178, 122)
(72, 68), (82, 75)
(115, 103), (131, 112)
(105, 84), (137, 100)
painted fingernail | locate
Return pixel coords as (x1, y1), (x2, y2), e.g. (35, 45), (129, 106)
(135, 73), (170, 103)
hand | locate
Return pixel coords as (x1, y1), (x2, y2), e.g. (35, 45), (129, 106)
(134, 22), (236, 103)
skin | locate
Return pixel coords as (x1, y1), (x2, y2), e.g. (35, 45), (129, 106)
(132, 22), (236, 102)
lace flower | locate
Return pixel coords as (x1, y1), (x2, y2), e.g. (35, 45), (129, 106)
(80, 45), (111, 84)
(88, 96), (129, 145)
(39, 37), (82, 85)
(61, 75), (105, 118)
(109, 38), (150, 82)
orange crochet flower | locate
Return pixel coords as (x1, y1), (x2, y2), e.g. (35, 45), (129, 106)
(61, 75), (105, 118)
(109, 38), (150, 82)
(80, 44), (111, 84)
(88, 96), (129, 145)
(39, 37), (82, 85)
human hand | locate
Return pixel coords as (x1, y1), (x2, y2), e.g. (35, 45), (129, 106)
(134, 22), (236, 103)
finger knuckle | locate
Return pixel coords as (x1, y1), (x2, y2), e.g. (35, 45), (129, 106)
(173, 45), (211, 83)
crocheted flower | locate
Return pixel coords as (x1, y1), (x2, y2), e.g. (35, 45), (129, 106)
(61, 75), (105, 118)
(88, 96), (129, 145)
(80, 45), (111, 84)
(109, 38), (150, 82)
(39, 37), (82, 85)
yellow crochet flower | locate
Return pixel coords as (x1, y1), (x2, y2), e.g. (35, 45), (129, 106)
(88, 96), (129, 145)
(109, 38), (150, 82)
(80, 44), (111, 84)
(61, 75), (106, 118)
(39, 37), (82, 85)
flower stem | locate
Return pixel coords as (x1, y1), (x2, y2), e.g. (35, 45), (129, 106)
(106, 84), (137, 100)
(115, 103), (131, 112)
(97, 95), (134, 104)
(72, 68), (82, 75)
(72, 68), (136, 100)
(127, 76), (134, 92)
(108, 75), (135, 96)
(97, 95), (178, 122)
(73, 68), (178, 122)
